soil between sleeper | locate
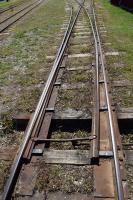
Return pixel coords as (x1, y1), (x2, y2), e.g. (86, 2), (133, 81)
(35, 162), (93, 194)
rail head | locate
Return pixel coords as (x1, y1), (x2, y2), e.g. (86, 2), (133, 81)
(83, 1), (124, 199)
(91, 4), (124, 199)
(75, 0), (124, 198)
(2, 3), (83, 199)
(75, 0), (100, 159)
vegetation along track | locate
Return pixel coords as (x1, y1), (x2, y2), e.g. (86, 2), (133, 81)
(0, 0), (29, 14)
(2, 0), (130, 199)
(0, 0), (43, 33)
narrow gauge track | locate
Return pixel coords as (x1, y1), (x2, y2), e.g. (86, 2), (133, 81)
(0, 0), (42, 33)
(0, 0), (26, 15)
(0, 5), (17, 15)
(75, 1), (125, 198)
(2, 2), (84, 199)
(2, 0), (126, 199)
(84, 1), (125, 199)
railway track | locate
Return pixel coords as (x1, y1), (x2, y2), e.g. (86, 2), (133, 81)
(85, 1), (125, 199)
(0, 0), (26, 15)
(0, 5), (17, 15)
(0, 0), (43, 33)
(2, 0), (128, 199)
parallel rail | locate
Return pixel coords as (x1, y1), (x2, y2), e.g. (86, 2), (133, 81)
(84, 1), (124, 199)
(0, 6), (17, 14)
(2, 0), (125, 199)
(0, 0), (26, 15)
(0, 0), (42, 33)
(76, 0), (125, 198)
(2, 3), (83, 199)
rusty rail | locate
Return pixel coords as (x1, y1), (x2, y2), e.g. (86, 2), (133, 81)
(33, 135), (96, 142)
(84, 2), (124, 200)
(75, 0), (125, 198)
(76, 0), (99, 159)
(91, 5), (124, 200)
(2, 3), (84, 199)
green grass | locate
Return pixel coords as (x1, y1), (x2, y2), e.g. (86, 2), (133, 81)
(0, 0), (65, 86)
(68, 44), (90, 54)
(67, 57), (92, 66)
(65, 70), (91, 83)
(0, 0), (25, 9)
(96, 0), (133, 81)
(0, 0), (66, 132)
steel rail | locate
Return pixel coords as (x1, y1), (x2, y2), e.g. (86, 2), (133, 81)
(3, 4), (82, 199)
(22, 1), (85, 159)
(22, 5), (74, 159)
(76, 0), (124, 198)
(51, 5), (73, 67)
(22, 4), (75, 159)
(86, 9), (100, 160)
(0, 0), (40, 25)
(76, 0), (99, 159)
(91, 5), (124, 199)
(0, 0), (28, 15)
(0, 6), (17, 14)
(82, 0), (124, 198)
(0, 0), (42, 33)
